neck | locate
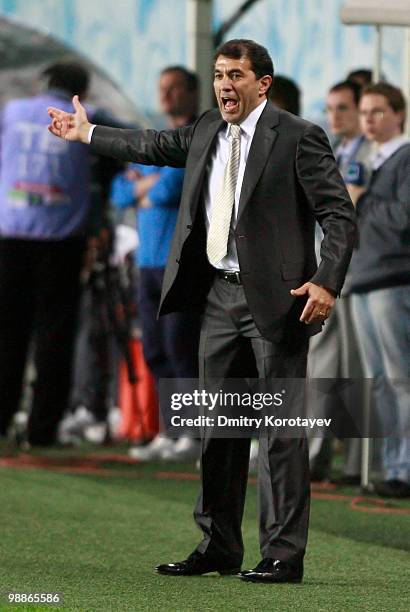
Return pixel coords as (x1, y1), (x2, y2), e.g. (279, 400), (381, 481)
(376, 130), (402, 146)
(340, 131), (361, 145)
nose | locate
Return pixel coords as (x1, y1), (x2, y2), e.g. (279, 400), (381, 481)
(220, 75), (233, 90)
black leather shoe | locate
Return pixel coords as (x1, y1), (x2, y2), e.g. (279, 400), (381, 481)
(374, 479), (410, 498)
(156, 552), (241, 576)
(240, 558), (303, 583)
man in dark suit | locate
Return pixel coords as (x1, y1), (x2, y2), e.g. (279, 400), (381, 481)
(48, 39), (356, 584)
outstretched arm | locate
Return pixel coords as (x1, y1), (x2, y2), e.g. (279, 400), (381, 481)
(48, 95), (193, 168)
(48, 95), (92, 143)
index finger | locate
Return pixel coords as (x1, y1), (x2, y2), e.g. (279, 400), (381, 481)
(299, 298), (315, 323)
(47, 106), (65, 120)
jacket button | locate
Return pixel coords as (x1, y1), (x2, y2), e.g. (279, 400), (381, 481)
(176, 258), (180, 264)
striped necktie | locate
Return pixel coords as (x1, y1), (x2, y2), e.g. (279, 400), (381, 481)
(206, 124), (241, 266)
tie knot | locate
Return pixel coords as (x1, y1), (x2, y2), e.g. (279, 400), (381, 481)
(229, 124), (241, 140)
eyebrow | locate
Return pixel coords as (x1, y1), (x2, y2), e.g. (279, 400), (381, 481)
(214, 68), (245, 76)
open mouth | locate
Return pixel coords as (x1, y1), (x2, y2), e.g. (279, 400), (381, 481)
(222, 97), (239, 113)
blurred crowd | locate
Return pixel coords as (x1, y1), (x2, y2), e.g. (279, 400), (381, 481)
(0, 56), (408, 498)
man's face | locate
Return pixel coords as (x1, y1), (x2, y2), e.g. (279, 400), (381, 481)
(359, 94), (403, 143)
(159, 71), (191, 117)
(326, 89), (359, 138)
(213, 55), (271, 124)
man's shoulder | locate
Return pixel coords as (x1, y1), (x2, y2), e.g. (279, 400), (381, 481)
(194, 108), (222, 127)
(380, 142), (410, 171)
(392, 142), (410, 160)
(276, 107), (311, 128)
(272, 106), (324, 138)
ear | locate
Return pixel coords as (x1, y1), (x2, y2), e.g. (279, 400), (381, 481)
(397, 110), (406, 129)
(259, 75), (272, 96)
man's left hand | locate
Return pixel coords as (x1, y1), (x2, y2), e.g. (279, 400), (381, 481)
(290, 282), (336, 324)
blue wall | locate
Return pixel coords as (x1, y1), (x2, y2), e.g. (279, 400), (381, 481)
(0, 0), (405, 120)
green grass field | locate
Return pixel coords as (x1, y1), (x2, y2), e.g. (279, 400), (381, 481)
(0, 447), (409, 612)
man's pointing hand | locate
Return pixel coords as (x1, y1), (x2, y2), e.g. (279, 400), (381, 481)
(47, 95), (92, 144)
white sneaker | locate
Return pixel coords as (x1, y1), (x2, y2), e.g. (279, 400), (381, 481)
(128, 434), (175, 461)
(58, 406), (94, 435)
(84, 422), (108, 444)
(57, 406), (95, 445)
(249, 439), (259, 472)
(161, 436), (201, 462)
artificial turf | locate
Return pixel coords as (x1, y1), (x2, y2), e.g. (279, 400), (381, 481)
(0, 448), (409, 611)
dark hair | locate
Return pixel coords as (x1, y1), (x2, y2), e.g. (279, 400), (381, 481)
(41, 60), (90, 97)
(347, 69), (373, 86)
(160, 65), (199, 92)
(361, 82), (406, 131)
(329, 80), (362, 106)
(214, 39), (274, 85)
(269, 75), (300, 115)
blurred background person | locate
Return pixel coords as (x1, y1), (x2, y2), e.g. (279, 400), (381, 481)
(269, 74), (301, 116)
(307, 79), (374, 483)
(0, 60), (127, 447)
(0, 61), (94, 446)
(110, 66), (201, 462)
(346, 69), (373, 88)
(348, 82), (410, 498)
(327, 80), (374, 178)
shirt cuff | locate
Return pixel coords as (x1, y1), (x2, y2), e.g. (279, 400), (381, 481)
(88, 124), (97, 143)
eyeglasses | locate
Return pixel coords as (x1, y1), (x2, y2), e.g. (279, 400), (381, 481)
(324, 105), (351, 114)
(359, 109), (385, 120)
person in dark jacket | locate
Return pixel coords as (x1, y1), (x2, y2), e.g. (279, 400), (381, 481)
(48, 39), (356, 584)
(348, 82), (410, 498)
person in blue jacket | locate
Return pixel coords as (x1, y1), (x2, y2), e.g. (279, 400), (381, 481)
(111, 67), (201, 462)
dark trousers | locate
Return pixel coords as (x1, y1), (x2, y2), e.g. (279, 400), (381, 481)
(194, 277), (310, 566)
(70, 287), (114, 422)
(138, 267), (200, 426)
(0, 238), (84, 444)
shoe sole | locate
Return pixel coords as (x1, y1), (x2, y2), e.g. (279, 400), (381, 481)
(218, 567), (241, 576)
(241, 575), (302, 583)
(156, 567), (241, 576)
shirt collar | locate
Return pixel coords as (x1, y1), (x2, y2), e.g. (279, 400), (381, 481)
(225, 98), (267, 138)
(371, 134), (410, 169)
(335, 135), (363, 158)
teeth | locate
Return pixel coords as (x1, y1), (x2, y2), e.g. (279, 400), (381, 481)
(224, 99), (237, 109)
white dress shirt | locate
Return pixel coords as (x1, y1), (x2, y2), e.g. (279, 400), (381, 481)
(203, 99), (267, 271)
(371, 134), (410, 170)
(89, 100), (268, 271)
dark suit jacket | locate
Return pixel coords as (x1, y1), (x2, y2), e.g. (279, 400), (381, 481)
(91, 102), (357, 342)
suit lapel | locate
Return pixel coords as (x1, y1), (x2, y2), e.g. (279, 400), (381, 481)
(188, 116), (224, 218)
(237, 103), (280, 221)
